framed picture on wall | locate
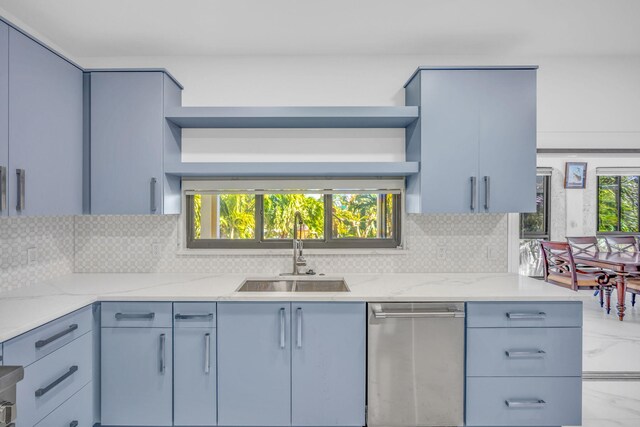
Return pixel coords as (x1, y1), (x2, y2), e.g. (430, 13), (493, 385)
(564, 162), (588, 189)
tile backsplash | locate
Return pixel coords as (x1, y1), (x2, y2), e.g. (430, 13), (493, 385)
(1, 213), (507, 292)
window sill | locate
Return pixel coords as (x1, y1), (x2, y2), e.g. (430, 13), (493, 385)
(176, 247), (408, 257)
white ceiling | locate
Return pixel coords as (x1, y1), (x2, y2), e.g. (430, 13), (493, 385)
(1, 0), (639, 58)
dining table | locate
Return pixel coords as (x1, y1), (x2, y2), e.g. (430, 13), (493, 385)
(573, 251), (640, 321)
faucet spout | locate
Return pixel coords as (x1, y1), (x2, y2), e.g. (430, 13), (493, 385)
(292, 211), (307, 275)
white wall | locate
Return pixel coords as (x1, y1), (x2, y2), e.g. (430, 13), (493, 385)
(80, 54), (640, 150)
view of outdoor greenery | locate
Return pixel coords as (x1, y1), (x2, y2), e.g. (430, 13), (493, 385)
(598, 176), (640, 233)
(192, 192), (395, 240)
(520, 176), (548, 237)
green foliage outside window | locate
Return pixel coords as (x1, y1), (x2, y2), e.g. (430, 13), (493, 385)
(598, 176), (639, 233)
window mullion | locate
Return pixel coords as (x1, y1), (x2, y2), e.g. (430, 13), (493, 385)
(256, 195), (264, 244)
(617, 176), (622, 232)
(324, 194), (332, 243)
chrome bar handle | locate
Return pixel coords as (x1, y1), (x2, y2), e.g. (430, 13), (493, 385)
(35, 324), (78, 348)
(505, 350), (546, 359)
(159, 333), (166, 374)
(470, 176), (476, 211)
(115, 312), (155, 320)
(70, 421), (79, 427)
(279, 308), (286, 349)
(484, 176), (490, 210)
(506, 312), (546, 320)
(175, 313), (214, 321)
(296, 308), (302, 348)
(35, 366), (78, 397)
(16, 169), (25, 212)
(204, 333), (211, 374)
(372, 305), (465, 319)
(0, 165), (6, 213)
(505, 399), (546, 409)
(150, 177), (157, 213)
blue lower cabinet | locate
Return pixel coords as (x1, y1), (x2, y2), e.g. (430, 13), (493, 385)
(101, 327), (172, 426)
(174, 327), (217, 426)
(217, 302), (291, 426)
(291, 302), (366, 426)
(34, 381), (93, 427)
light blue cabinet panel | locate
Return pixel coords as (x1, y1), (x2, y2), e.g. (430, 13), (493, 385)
(478, 69), (537, 213)
(101, 327), (172, 426)
(0, 22), (7, 217)
(466, 327), (582, 377)
(8, 28), (83, 216)
(34, 381), (93, 427)
(466, 301), (583, 328)
(17, 331), (92, 427)
(466, 376), (582, 426)
(218, 302), (291, 426)
(174, 327), (217, 426)
(291, 303), (365, 426)
(101, 301), (173, 328)
(3, 306), (92, 367)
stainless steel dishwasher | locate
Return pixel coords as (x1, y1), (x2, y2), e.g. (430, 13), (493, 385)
(368, 302), (465, 427)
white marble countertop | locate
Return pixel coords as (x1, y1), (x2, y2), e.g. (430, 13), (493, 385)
(0, 272), (586, 343)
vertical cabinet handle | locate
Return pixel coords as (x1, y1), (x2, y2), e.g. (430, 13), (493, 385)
(204, 333), (211, 374)
(279, 308), (286, 349)
(296, 308), (303, 348)
(159, 333), (166, 374)
(484, 176), (490, 210)
(70, 421), (79, 427)
(470, 176), (477, 211)
(16, 169), (25, 212)
(0, 166), (6, 213)
(150, 177), (157, 213)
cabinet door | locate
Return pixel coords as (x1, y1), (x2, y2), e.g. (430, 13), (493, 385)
(292, 303), (366, 426)
(218, 302), (291, 426)
(91, 72), (163, 214)
(101, 327), (172, 426)
(0, 22), (7, 217)
(413, 70), (481, 213)
(8, 28), (83, 216)
(174, 327), (217, 426)
(478, 69), (537, 213)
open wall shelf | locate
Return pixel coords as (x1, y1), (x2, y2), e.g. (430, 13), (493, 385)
(165, 106), (419, 128)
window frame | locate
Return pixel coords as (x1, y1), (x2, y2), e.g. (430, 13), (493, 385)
(185, 180), (403, 250)
(596, 175), (640, 236)
(519, 174), (551, 240)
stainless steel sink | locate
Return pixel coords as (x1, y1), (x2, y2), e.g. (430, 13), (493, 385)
(236, 278), (349, 292)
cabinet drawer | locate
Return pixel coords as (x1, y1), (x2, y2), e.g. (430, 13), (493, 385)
(101, 302), (172, 328)
(173, 302), (216, 328)
(3, 306), (93, 367)
(466, 302), (582, 328)
(467, 327), (582, 377)
(17, 331), (93, 427)
(34, 381), (93, 427)
(466, 377), (581, 426)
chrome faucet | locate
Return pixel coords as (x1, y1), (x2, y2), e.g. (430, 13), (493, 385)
(289, 211), (307, 275)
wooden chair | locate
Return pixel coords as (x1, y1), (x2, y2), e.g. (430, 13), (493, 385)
(566, 236), (608, 302)
(604, 235), (639, 253)
(540, 241), (614, 312)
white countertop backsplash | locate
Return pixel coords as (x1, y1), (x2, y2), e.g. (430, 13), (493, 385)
(0, 272), (586, 343)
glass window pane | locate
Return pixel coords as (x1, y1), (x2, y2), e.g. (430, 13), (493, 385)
(192, 193), (256, 240)
(332, 194), (395, 239)
(263, 194), (325, 239)
(620, 176), (639, 233)
(521, 176), (546, 236)
(598, 176), (620, 232)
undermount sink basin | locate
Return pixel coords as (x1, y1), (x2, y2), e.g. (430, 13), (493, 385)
(236, 278), (349, 292)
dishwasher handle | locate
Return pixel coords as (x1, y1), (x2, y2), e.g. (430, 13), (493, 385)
(371, 305), (465, 319)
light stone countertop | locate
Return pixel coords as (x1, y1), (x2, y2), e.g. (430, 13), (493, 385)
(0, 272), (587, 343)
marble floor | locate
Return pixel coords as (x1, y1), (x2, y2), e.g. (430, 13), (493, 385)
(578, 291), (640, 427)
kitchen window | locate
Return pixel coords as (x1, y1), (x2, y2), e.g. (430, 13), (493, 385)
(597, 169), (640, 235)
(184, 179), (403, 249)
(519, 170), (551, 277)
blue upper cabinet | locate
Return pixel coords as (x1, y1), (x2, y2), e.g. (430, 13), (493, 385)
(404, 67), (537, 214)
(90, 71), (182, 214)
(0, 22), (7, 217)
(8, 28), (84, 216)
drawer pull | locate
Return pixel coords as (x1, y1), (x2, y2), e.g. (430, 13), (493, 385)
(70, 421), (78, 427)
(505, 399), (546, 409)
(115, 312), (155, 320)
(506, 312), (546, 320)
(35, 324), (78, 348)
(204, 333), (211, 374)
(505, 350), (546, 359)
(175, 313), (214, 320)
(35, 365), (78, 397)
